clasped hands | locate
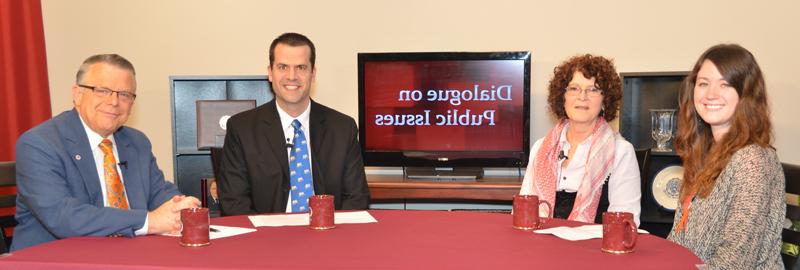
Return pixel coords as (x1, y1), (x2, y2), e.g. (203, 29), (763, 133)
(147, 195), (201, 235)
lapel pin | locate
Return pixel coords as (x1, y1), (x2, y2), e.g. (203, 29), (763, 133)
(75, 154), (82, 160)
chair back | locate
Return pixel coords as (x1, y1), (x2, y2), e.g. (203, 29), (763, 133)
(201, 148), (224, 215)
(210, 147), (224, 181)
(782, 163), (800, 270)
(634, 148), (651, 182)
(0, 161), (17, 254)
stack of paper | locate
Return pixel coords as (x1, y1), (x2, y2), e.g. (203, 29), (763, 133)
(248, 211), (378, 227)
(534, 224), (648, 241)
(160, 225), (257, 239)
(209, 225), (257, 239)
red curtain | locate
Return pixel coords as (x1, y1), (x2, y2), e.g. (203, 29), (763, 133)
(0, 0), (51, 162)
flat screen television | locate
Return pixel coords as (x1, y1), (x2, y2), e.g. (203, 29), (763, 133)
(358, 51), (531, 176)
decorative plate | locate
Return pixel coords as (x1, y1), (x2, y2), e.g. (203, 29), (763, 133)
(652, 165), (684, 211)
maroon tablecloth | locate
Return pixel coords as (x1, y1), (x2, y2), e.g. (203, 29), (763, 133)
(0, 210), (701, 269)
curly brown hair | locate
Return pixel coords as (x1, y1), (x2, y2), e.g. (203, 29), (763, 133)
(547, 54), (622, 122)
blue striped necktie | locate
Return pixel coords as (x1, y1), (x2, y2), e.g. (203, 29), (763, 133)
(289, 120), (314, 212)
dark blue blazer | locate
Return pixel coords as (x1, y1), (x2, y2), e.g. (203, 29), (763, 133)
(11, 109), (180, 251)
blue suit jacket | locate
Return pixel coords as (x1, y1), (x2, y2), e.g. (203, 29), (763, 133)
(11, 109), (180, 251)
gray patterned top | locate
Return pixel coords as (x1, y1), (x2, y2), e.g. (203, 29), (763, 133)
(668, 144), (785, 269)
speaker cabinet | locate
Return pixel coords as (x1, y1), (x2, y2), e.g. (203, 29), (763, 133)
(619, 72), (687, 237)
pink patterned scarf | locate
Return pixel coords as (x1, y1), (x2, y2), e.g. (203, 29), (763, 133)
(532, 118), (616, 223)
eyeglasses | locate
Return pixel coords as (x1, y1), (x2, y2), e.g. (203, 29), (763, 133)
(78, 84), (137, 103)
(565, 86), (603, 97)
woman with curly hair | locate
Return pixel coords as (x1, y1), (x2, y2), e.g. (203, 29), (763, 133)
(520, 54), (641, 225)
(668, 44), (784, 269)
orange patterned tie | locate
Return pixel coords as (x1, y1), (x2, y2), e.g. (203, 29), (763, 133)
(99, 139), (129, 209)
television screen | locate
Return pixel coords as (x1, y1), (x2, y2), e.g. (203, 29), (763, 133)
(358, 52), (530, 167)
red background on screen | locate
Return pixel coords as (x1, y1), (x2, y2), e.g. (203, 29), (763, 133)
(363, 60), (525, 151)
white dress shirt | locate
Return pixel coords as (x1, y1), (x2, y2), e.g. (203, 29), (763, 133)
(276, 102), (313, 213)
(78, 116), (149, 235)
(520, 125), (642, 225)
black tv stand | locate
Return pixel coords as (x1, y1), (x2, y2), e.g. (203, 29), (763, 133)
(404, 167), (484, 180)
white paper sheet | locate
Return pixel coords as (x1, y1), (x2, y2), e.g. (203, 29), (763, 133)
(334, 211), (379, 224)
(160, 225), (257, 239)
(248, 211), (378, 227)
(533, 224), (648, 241)
(209, 225), (257, 239)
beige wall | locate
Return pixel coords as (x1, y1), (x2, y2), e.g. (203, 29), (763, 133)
(41, 0), (800, 180)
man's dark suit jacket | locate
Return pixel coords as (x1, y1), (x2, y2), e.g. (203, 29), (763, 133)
(12, 109), (181, 251)
(218, 100), (370, 215)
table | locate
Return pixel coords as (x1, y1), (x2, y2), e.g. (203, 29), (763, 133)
(0, 210), (702, 269)
(367, 174), (522, 201)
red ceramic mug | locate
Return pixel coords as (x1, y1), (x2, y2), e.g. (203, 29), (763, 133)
(601, 212), (637, 254)
(180, 207), (210, 247)
(512, 195), (552, 230)
(309, 195), (335, 230)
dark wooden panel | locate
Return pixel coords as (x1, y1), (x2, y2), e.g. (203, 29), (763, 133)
(367, 174), (521, 201)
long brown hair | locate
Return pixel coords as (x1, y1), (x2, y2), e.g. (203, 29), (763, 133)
(676, 44), (773, 200)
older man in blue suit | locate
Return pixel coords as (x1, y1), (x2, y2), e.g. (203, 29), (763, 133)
(11, 54), (199, 251)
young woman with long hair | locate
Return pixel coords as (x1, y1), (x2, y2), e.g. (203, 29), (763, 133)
(668, 44), (785, 269)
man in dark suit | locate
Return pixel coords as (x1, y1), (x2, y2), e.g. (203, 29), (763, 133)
(12, 54), (199, 251)
(218, 33), (370, 215)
